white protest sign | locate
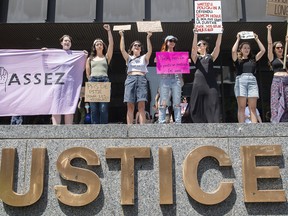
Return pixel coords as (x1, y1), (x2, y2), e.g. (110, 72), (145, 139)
(113, 25), (131, 31)
(136, 21), (163, 32)
(239, 31), (255, 39)
(194, 1), (222, 34)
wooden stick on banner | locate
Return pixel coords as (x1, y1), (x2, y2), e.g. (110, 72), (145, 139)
(284, 19), (288, 70)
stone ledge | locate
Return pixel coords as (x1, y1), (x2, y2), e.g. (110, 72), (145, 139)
(0, 123), (287, 139)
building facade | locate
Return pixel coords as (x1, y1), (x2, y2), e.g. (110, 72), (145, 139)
(0, 0), (287, 123)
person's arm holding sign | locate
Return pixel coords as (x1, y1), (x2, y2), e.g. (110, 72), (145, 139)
(211, 28), (223, 62)
(191, 28), (198, 64)
(119, 31), (129, 63)
(232, 33), (241, 62)
(145, 32), (153, 63)
(254, 33), (266, 62)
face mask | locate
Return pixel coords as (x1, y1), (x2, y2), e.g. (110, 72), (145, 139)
(85, 105), (90, 109)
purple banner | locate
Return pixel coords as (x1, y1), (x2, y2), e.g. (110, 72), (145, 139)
(0, 49), (86, 116)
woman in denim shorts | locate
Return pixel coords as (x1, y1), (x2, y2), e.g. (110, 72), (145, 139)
(86, 24), (113, 124)
(157, 35), (183, 124)
(267, 24), (288, 123)
(232, 32), (265, 123)
(119, 30), (152, 124)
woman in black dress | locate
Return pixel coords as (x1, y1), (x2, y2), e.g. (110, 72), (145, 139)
(189, 28), (223, 123)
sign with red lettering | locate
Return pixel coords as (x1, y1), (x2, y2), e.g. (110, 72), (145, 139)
(194, 1), (222, 34)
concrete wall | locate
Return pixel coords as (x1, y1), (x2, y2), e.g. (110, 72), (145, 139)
(1, 123), (288, 215)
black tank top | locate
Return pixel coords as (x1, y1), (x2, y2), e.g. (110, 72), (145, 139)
(271, 58), (288, 72)
(234, 58), (257, 76)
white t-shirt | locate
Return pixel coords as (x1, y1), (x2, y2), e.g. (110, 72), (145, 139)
(127, 55), (148, 73)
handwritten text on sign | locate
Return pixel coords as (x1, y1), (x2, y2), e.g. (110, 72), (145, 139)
(195, 1), (222, 34)
(266, 0), (288, 17)
(85, 82), (111, 102)
(156, 52), (190, 74)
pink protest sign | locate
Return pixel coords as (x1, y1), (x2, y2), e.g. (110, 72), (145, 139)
(156, 52), (190, 74)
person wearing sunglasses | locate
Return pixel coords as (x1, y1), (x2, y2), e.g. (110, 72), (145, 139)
(86, 24), (113, 124)
(119, 30), (152, 124)
(232, 31), (265, 123)
(267, 24), (288, 123)
(158, 35), (184, 124)
(189, 28), (222, 123)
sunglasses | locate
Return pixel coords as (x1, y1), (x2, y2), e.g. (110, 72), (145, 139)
(168, 39), (177, 43)
(133, 44), (141, 47)
(275, 46), (283, 50)
(197, 42), (206, 46)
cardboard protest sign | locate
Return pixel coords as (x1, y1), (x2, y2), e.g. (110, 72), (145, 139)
(85, 82), (111, 102)
(136, 21), (163, 32)
(266, 0), (288, 17)
(239, 31), (255, 39)
(194, 1), (222, 34)
(156, 52), (190, 74)
(113, 25), (131, 31)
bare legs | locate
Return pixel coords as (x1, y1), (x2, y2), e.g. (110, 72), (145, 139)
(126, 101), (146, 125)
(237, 96), (258, 123)
(52, 114), (74, 125)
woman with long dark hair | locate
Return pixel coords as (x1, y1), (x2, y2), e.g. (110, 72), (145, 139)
(267, 24), (288, 123)
(119, 30), (152, 124)
(86, 24), (113, 124)
(189, 28), (222, 123)
(232, 32), (265, 123)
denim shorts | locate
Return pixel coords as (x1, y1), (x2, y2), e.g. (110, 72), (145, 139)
(124, 75), (147, 103)
(234, 73), (259, 98)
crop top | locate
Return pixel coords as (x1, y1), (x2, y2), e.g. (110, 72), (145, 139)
(270, 58), (288, 73)
(126, 55), (148, 74)
(234, 58), (257, 76)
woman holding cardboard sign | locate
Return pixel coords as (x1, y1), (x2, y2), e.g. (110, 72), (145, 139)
(189, 28), (222, 123)
(267, 24), (288, 123)
(119, 30), (152, 124)
(232, 32), (265, 123)
(86, 24), (113, 124)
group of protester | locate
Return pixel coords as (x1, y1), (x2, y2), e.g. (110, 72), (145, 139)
(8, 24), (288, 125)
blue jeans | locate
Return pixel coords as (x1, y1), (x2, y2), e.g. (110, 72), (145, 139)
(89, 76), (110, 124)
(11, 116), (23, 125)
(158, 74), (182, 123)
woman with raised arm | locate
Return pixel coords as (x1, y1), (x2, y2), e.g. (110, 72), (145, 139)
(86, 24), (113, 124)
(119, 30), (152, 124)
(189, 28), (222, 123)
(267, 24), (288, 123)
(232, 32), (265, 123)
